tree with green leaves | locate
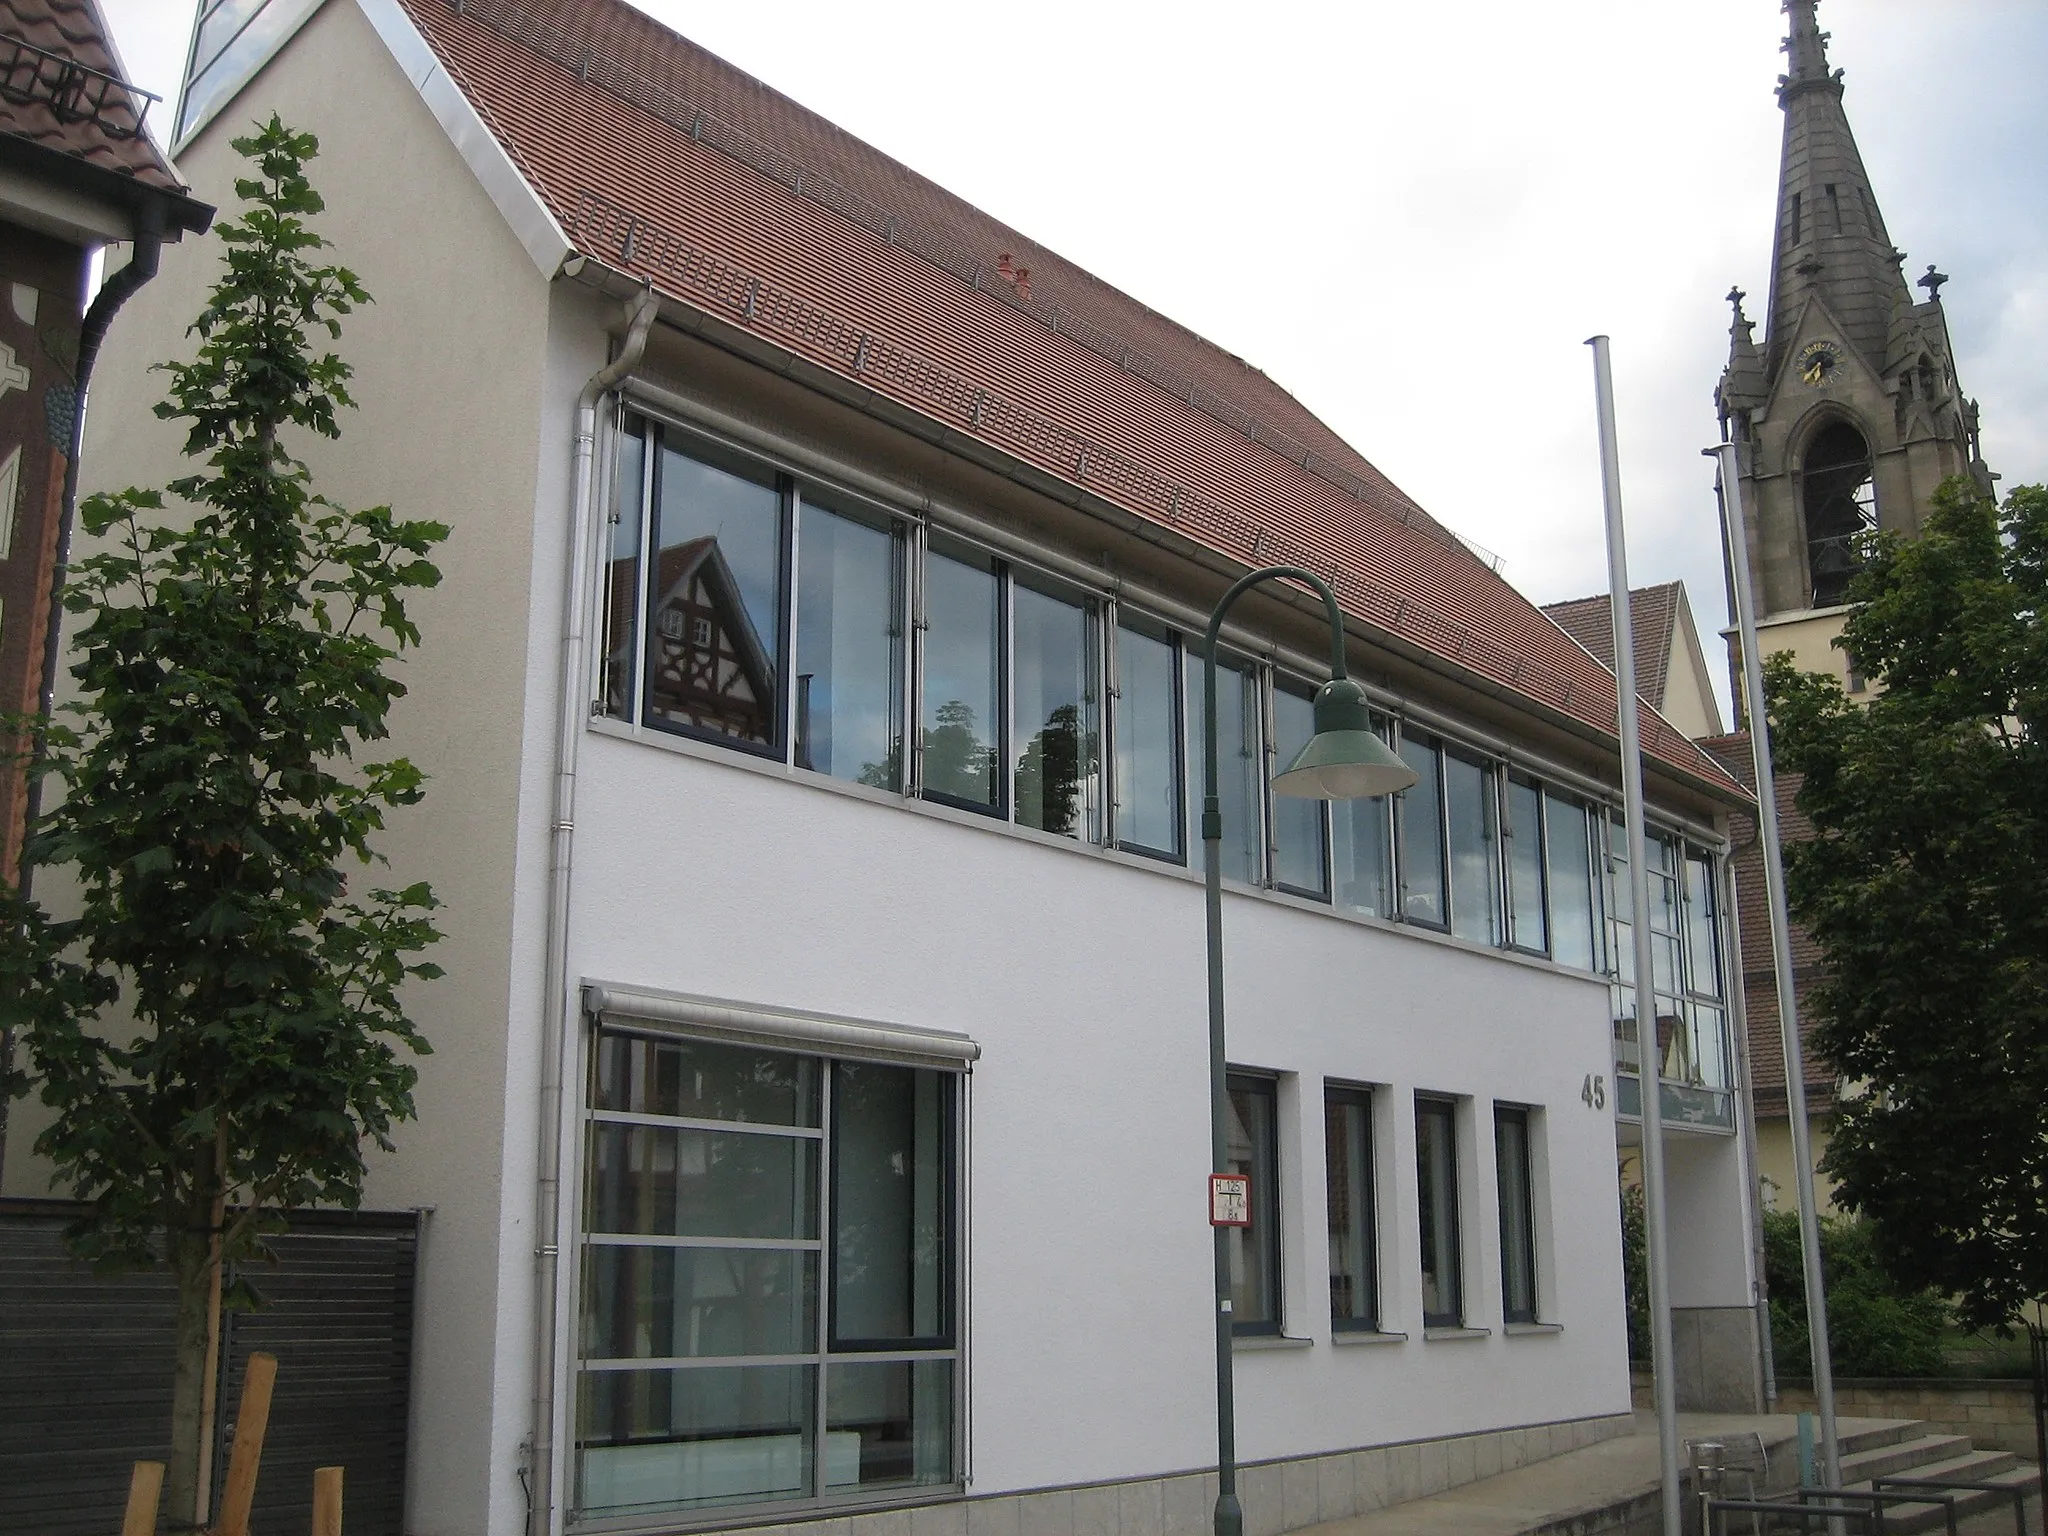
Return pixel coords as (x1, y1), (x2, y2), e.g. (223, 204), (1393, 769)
(1765, 476), (2048, 1333)
(0, 119), (445, 1524)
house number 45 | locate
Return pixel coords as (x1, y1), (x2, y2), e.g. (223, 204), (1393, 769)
(1580, 1073), (1608, 1110)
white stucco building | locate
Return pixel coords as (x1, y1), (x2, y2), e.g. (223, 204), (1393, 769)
(5, 1), (1769, 1532)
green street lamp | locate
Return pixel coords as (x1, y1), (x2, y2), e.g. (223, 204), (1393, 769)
(1200, 566), (1416, 1536)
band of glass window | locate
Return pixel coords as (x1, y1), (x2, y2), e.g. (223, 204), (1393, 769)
(600, 409), (1734, 1109)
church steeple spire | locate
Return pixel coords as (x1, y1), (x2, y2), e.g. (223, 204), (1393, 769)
(1766, 0), (1913, 378)
(1782, 0), (1832, 87)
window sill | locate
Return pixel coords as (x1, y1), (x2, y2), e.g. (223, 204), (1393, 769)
(1232, 1334), (1314, 1351)
(1423, 1326), (1490, 1342)
(1504, 1322), (1564, 1336)
(1330, 1329), (1407, 1347)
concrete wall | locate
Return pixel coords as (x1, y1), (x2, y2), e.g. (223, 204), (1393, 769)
(0, 2), (560, 1531)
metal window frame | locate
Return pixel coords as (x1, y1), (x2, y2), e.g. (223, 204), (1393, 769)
(1503, 773), (1552, 958)
(569, 1000), (973, 1531)
(1414, 1093), (1465, 1330)
(1106, 608), (1189, 865)
(1268, 669), (1333, 902)
(1224, 1069), (1284, 1337)
(1493, 1103), (1539, 1326)
(1323, 1082), (1381, 1333)
(1392, 726), (1450, 933)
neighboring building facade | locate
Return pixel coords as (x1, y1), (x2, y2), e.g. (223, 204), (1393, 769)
(0, 0), (209, 879)
(1540, 583), (1725, 743)
(1711, 0), (1993, 1212)
(5, 1), (1764, 1532)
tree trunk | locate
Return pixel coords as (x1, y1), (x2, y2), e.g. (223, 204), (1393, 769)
(163, 1157), (223, 1530)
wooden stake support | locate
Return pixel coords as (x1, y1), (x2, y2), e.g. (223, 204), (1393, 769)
(311, 1466), (343, 1536)
(212, 1351), (277, 1536)
(121, 1461), (164, 1536)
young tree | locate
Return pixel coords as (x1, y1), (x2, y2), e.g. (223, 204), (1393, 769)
(0, 119), (445, 1523)
(1765, 477), (2048, 1332)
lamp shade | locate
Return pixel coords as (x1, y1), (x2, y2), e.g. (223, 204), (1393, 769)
(1271, 677), (1419, 801)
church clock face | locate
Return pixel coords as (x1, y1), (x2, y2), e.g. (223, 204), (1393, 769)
(1797, 339), (1845, 388)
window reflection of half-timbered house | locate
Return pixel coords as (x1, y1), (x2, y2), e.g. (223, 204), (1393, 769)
(642, 537), (776, 745)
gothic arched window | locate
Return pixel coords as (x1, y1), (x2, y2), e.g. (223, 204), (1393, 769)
(1801, 419), (1876, 607)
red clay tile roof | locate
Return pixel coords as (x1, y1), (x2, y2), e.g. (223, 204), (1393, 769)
(1541, 583), (1683, 711)
(1699, 731), (1833, 1111)
(0, 0), (183, 192)
(396, 0), (1741, 798)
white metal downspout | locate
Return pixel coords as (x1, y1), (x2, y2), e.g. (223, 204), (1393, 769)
(530, 281), (659, 1536)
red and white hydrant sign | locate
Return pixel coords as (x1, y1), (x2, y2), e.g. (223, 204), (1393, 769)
(1209, 1173), (1251, 1227)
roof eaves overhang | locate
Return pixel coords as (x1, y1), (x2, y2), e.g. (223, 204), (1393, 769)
(563, 258), (1752, 818)
(355, 0), (571, 276)
(0, 132), (212, 244)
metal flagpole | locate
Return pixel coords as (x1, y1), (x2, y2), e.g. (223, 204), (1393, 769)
(1710, 440), (1843, 1489)
(1587, 336), (1682, 1536)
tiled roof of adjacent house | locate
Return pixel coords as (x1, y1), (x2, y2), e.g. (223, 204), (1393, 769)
(1540, 583), (1683, 711)
(0, 0), (184, 192)
(395, 0), (1742, 798)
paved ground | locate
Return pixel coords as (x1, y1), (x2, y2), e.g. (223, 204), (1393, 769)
(1286, 1412), (2038, 1536)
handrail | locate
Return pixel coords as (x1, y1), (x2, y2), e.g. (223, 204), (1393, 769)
(1872, 1474), (2031, 1536)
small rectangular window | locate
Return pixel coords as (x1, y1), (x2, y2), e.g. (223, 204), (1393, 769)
(794, 492), (905, 789)
(1444, 750), (1501, 945)
(1112, 618), (1184, 861)
(921, 542), (1002, 812)
(1011, 575), (1100, 840)
(1414, 1096), (1463, 1329)
(1543, 792), (1600, 972)
(1189, 653), (1263, 884)
(1325, 1086), (1379, 1332)
(1225, 1073), (1281, 1335)
(1397, 733), (1447, 927)
(1271, 678), (1330, 899)
(642, 432), (787, 754)
(1506, 777), (1548, 954)
(1494, 1106), (1538, 1325)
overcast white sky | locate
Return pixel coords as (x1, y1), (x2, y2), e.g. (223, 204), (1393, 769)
(98, 2), (2048, 726)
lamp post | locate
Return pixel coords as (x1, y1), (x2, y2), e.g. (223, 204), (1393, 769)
(1200, 566), (1417, 1536)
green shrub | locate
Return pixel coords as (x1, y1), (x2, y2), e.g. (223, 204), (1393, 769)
(1763, 1208), (1950, 1378)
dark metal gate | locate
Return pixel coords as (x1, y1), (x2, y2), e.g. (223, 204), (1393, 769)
(0, 1199), (419, 1536)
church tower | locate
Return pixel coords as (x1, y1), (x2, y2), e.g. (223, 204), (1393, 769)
(1717, 0), (1992, 699)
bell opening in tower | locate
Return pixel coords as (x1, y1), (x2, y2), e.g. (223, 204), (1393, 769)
(1801, 420), (1877, 608)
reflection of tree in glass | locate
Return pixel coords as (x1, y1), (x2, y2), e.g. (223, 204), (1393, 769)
(1016, 704), (1095, 836)
(918, 700), (995, 802)
(857, 740), (902, 792)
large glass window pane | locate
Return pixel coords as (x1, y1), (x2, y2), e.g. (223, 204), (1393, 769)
(587, 1126), (819, 1241)
(1188, 654), (1262, 884)
(832, 1064), (950, 1345)
(921, 546), (1000, 810)
(824, 1359), (953, 1491)
(595, 1033), (821, 1127)
(1506, 778), (1548, 954)
(1326, 1088), (1378, 1331)
(1445, 751), (1501, 945)
(1113, 620), (1183, 860)
(1415, 1097), (1463, 1328)
(1685, 854), (1724, 1000)
(1494, 1107), (1538, 1325)
(578, 1363), (815, 1516)
(1544, 793), (1600, 972)
(795, 496), (904, 789)
(1398, 734), (1446, 926)
(1225, 1074), (1280, 1334)
(1011, 578), (1099, 840)
(583, 1246), (818, 1360)
(1272, 680), (1329, 898)
(603, 418), (649, 720)
(1332, 715), (1394, 916)
(644, 436), (785, 750)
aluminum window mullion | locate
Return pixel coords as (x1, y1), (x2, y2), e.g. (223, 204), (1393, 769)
(786, 483), (804, 765)
(1102, 595), (1122, 848)
(814, 1063), (835, 1500)
(1258, 662), (1278, 888)
(628, 419), (657, 727)
(908, 515), (929, 798)
(1000, 563), (1016, 824)
(589, 1108), (824, 1139)
(584, 1233), (822, 1252)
